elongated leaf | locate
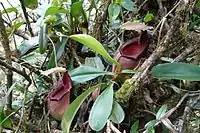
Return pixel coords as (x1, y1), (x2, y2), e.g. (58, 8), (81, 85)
(47, 38), (67, 69)
(13, 22), (24, 29)
(69, 34), (120, 67)
(70, 66), (114, 84)
(85, 56), (105, 71)
(89, 84), (114, 131)
(45, 7), (69, 16)
(0, 110), (12, 129)
(121, 69), (137, 74)
(61, 83), (106, 133)
(109, 101), (125, 124)
(143, 11), (154, 23)
(18, 37), (38, 56)
(48, 51), (56, 69)
(145, 120), (158, 129)
(130, 120), (139, 133)
(39, 24), (48, 54)
(108, 3), (121, 21)
(71, 1), (83, 19)
(156, 104), (167, 120)
(55, 38), (67, 59)
(152, 62), (200, 81)
(2, 7), (17, 14)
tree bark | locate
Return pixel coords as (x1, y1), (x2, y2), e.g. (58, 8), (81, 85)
(0, 11), (13, 109)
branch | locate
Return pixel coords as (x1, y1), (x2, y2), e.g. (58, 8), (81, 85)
(0, 59), (31, 83)
(19, 0), (34, 37)
(0, 56), (52, 83)
(0, 11), (13, 109)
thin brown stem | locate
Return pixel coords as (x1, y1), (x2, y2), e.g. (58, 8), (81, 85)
(19, 0), (34, 37)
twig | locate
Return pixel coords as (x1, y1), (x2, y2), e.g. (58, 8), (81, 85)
(164, 93), (189, 118)
(157, 17), (166, 45)
(19, 0), (34, 37)
(0, 59), (31, 83)
(109, 121), (122, 133)
(174, 32), (200, 62)
(143, 93), (189, 133)
(136, 0), (149, 13)
(71, 47), (81, 66)
(0, 2), (18, 49)
(15, 81), (31, 133)
(0, 100), (32, 125)
(152, 0), (182, 35)
(106, 120), (111, 133)
(178, 93), (200, 133)
(0, 56), (52, 83)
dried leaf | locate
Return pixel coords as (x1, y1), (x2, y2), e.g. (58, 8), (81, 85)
(161, 118), (176, 133)
(121, 21), (153, 31)
(41, 67), (66, 76)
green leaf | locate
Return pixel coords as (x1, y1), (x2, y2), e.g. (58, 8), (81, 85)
(69, 34), (120, 67)
(24, 0), (38, 9)
(114, 0), (122, 4)
(143, 11), (154, 22)
(109, 101), (125, 124)
(121, 0), (136, 12)
(108, 3), (121, 21)
(55, 38), (67, 59)
(47, 38), (67, 69)
(130, 120), (139, 133)
(0, 110), (12, 129)
(196, 0), (200, 8)
(45, 6), (69, 16)
(152, 62), (200, 81)
(145, 120), (158, 129)
(89, 84), (114, 131)
(18, 37), (38, 56)
(2, 7), (17, 14)
(39, 24), (48, 54)
(13, 22), (24, 29)
(147, 126), (155, 133)
(71, 1), (83, 19)
(121, 69), (137, 74)
(85, 56), (105, 71)
(61, 83), (106, 133)
(48, 51), (56, 69)
(156, 104), (167, 120)
(70, 66), (114, 85)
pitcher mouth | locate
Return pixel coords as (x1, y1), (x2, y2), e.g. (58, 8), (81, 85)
(119, 39), (148, 60)
(119, 30), (149, 60)
(48, 72), (72, 101)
